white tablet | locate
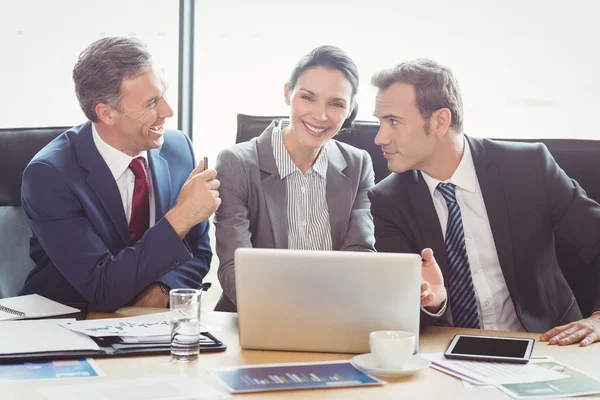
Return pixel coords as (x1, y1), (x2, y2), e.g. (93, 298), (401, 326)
(444, 334), (535, 364)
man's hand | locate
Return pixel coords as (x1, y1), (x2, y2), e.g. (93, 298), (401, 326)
(129, 283), (169, 308)
(166, 159), (221, 238)
(421, 248), (447, 312)
(540, 313), (600, 347)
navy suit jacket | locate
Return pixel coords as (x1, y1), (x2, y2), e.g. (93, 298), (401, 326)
(19, 122), (212, 312)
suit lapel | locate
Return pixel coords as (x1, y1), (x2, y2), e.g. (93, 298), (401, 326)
(326, 142), (352, 250)
(407, 170), (449, 278)
(73, 122), (129, 245)
(467, 136), (517, 298)
(256, 122), (288, 248)
(148, 149), (172, 220)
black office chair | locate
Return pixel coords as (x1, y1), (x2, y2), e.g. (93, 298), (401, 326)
(236, 113), (600, 316)
(0, 126), (68, 298)
(500, 138), (600, 317)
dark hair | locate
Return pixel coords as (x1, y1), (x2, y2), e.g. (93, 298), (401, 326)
(288, 45), (359, 130)
(73, 37), (152, 122)
(371, 59), (464, 133)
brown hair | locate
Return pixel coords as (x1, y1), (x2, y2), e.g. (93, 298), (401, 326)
(371, 59), (464, 132)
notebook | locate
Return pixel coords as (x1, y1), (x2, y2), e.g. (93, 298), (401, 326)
(0, 294), (81, 321)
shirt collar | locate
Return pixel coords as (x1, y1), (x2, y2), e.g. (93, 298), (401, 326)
(271, 120), (328, 179)
(91, 123), (149, 181)
(421, 136), (478, 197)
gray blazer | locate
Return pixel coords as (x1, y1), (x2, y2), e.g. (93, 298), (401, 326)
(214, 121), (376, 311)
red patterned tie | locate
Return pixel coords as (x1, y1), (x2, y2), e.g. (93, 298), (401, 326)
(128, 158), (150, 244)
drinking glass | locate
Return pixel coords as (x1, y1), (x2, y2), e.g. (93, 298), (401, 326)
(170, 288), (202, 362)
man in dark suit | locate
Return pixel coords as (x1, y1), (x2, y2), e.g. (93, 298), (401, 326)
(20, 37), (221, 312)
(368, 59), (600, 346)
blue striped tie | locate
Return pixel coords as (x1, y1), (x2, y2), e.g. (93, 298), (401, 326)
(437, 183), (480, 329)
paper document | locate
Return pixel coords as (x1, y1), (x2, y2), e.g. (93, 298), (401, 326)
(119, 334), (218, 345)
(210, 360), (384, 393)
(422, 353), (564, 385)
(462, 380), (493, 388)
(0, 294), (80, 321)
(0, 319), (100, 355)
(59, 310), (212, 338)
(0, 359), (103, 381)
(38, 374), (230, 400)
(498, 359), (600, 399)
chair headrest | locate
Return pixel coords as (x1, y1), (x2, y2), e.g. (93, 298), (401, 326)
(0, 127), (68, 206)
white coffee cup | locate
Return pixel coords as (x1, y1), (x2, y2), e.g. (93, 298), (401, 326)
(369, 330), (415, 369)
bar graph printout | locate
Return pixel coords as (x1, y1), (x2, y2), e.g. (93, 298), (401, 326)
(59, 310), (209, 337)
(210, 361), (384, 393)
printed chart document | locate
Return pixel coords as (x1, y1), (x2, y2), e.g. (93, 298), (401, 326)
(59, 310), (212, 341)
(0, 319), (100, 355)
(38, 374), (230, 400)
(421, 353), (565, 385)
(210, 360), (384, 393)
(0, 359), (103, 381)
(0, 294), (80, 321)
(498, 359), (600, 399)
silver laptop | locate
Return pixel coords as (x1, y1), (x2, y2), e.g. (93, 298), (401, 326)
(235, 248), (421, 354)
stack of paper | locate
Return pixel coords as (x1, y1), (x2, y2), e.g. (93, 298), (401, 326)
(421, 353), (563, 385)
(58, 310), (212, 343)
(497, 359), (600, 399)
(422, 353), (600, 399)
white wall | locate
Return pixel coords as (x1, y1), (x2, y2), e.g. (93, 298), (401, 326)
(0, 0), (179, 129)
(193, 0), (600, 169)
(191, 0), (599, 309)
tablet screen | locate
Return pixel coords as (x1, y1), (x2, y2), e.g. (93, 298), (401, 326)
(450, 336), (530, 358)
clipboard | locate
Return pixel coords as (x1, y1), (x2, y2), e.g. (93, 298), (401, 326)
(0, 331), (226, 363)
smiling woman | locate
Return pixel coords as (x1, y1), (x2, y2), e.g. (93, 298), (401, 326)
(281, 46), (358, 173)
(212, 45), (376, 312)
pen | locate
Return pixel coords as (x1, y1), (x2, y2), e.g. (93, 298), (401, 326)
(201, 282), (212, 292)
(203, 156), (209, 171)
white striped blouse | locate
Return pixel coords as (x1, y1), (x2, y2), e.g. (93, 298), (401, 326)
(271, 121), (333, 251)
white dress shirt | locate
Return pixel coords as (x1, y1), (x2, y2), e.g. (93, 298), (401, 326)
(421, 138), (524, 331)
(91, 123), (156, 227)
(271, 120), (333, 251)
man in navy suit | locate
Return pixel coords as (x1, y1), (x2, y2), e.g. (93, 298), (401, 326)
(19, 37), (220, 312)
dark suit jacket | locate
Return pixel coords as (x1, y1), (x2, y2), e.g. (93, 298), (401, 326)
(369, 136), (600, 333)
(19, 122), (212, 312)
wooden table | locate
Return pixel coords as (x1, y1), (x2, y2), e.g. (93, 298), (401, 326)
(4, 308), (600, 399)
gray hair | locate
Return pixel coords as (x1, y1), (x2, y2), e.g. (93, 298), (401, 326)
(72, 37), (152, 122)
(371, 59), (464, 133)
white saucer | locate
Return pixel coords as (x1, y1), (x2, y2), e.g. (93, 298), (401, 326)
(351, 354), (431, 378)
